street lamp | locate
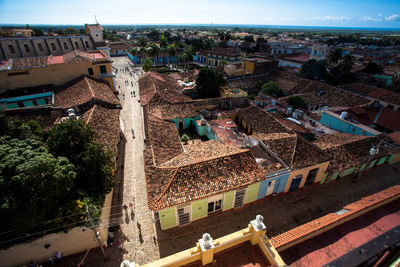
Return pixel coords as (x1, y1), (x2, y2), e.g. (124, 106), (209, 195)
(355, 140), (382, 181)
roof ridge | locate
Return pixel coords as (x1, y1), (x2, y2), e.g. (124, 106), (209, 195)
(84, 76), (95, 97)
(289, 135), (298, 167)
(153, 168), (179, 204)
(84, 105), (96, 124)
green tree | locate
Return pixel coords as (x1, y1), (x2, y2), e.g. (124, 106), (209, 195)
(138, 37), (148, 48)
(183, 46), (195, 71)
(143, 57), (152, 72)
(0, 137), (76, 235)
(363, 62), (384, 74)
(339, 54), (355, 73)
(195, 67), (227, 98)
(64, 28), (78, 35)
(287, 96), (307, 109)
(54, 28), (64, 35)
(180, 134), (190, 144)
(254, 80), (264, 93)
(168, 43), (176, 65)
(147, 43), (160, 67)
(328, 48), (343, 67)
(159, 34), (169, 50)
(203, 38), (214, 50)
(260, 81), (283, 97)
(32, 28), (44, 36)
(244, 35), (255, 43)
(299, 59), (327, 81)
(47, 119), (115, 197)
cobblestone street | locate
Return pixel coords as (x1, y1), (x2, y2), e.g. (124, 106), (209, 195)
(56, 57), (400, 267)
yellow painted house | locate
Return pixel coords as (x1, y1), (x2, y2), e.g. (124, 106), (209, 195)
(0, 50), (115, 93)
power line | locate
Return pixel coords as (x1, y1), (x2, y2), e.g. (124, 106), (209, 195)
(0, 209), (128, 246)
(0, 202), (129, 237)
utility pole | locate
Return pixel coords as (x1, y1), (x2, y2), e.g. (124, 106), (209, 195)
(355, 139), (384, 181)
(86, 206), (107, 260)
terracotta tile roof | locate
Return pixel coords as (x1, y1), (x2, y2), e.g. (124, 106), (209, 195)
(369, 88), (400, 106)
(276, 118), (313, 135)
(314, 133), (399, 173)
(375, 108), (400, 131)
(228, 75), (268, 89)
(291, 137), (332, 170)
(80, 105), (120, 152)
(10, 57), (48, 69)
(236, 106), (291, 134)
(272, 78), (298, 92)
(147, 114), (184, 165)
(54, 76), (119, 110)
(340, 82), (377, 96)
(5, 109), (62, 131)
(146, 93), (197, 120)
(161, 139), (245, 167)
(346, 106), (379, 126)
(253, 133), (297, 167)
(205, 48), (243, 56)
(139, 72), (192, 105)
(388, 131), (400, 145)
(62, 50), (102, 64)
(147, 150), (264, 210)
(86, 24), (103, 31)
(271, 185), (400, 249)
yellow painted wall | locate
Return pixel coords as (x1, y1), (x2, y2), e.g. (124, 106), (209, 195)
(0, 61), (114, 92)
(223, 191), (235, 211)
(245, 182), (261, 204)
(159, 207), (177, 230)
(0, 192), (113, 267)
(244, 61), (255, 74)
(284, 161), (330, 193)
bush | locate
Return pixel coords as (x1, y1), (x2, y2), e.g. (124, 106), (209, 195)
(287, 96), (307, 109)
(260, 81), (283, 97)
(180, 134), (190, 144)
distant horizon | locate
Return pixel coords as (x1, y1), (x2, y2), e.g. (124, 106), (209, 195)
(1, 0), (400, 28)
(0, 23), (399, 31)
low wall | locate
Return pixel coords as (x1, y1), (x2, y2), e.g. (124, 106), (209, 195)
(0, 191), (113, 267)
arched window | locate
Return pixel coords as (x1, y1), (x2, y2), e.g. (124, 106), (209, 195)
(38, 43), (44, 52)
(24, 44), (30, 53)
(63, 42), (68, 50)
(75, 42), (79, 49)
(8, 45), (15, 53)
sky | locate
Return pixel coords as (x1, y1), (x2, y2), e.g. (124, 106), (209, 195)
(0, 0), (400, 28)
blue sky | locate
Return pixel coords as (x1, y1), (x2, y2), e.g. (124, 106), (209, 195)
(0, 0), (399, 28)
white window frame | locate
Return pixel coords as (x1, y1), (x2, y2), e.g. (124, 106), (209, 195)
(207, 194), (223, 214)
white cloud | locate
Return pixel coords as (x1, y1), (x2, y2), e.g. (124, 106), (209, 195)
(281, 17), (297, 21)
(359, 16), (383, 22)
(305, 16), (351, 22)
(385, 14), (400, 21)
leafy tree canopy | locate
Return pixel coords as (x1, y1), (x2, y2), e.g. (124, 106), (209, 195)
(0, 116), (115, 244)
(299, 59), (327, 81)
(260, 81), (283, 97)
(363, 62), (384, 74)
(195, 67), (227, 99)
(287, 96), (307, 110)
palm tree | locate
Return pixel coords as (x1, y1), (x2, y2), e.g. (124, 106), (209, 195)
(328, 48), (343, 67)
(147, 43), (160, 68)
(168, 43), (176, 67)
(143, 58), (152, 72)
(183, 46), (194, 71)
(340, 54), (355, 73)
(203, 38), (213, 50)
(160, 34), (168, 50)
(129, 48), (138, 65)
(138, 37), (147, 48)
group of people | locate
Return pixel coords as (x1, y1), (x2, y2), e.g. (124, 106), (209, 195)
(27, 252), (62, 267)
